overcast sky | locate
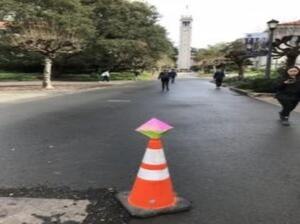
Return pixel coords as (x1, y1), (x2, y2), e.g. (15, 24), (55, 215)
(145, 0), (300, 48)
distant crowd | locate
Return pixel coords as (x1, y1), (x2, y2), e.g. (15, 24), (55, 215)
(158, 69), (178, 92)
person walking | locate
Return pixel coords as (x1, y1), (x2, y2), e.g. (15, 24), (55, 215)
(213, 68), (225, 88)
(275, 66), (300, 126)
(158, 69), (170, 92)
(169, 69), (177, 84)
(101, 70), (110, 82)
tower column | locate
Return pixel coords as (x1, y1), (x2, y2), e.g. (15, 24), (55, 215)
(177, 15), (193, 71)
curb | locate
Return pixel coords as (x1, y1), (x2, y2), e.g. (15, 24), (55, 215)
(229, 87), (275, 98)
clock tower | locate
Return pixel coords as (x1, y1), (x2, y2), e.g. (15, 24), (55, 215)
(177, 9), (193, 71)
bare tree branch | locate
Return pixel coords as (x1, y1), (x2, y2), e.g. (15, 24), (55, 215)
(7, 21), (83, 59)
(272, 35), (300, 66)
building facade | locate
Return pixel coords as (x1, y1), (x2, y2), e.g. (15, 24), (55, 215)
(274, 20), (300, 39)
(177, 15), (193, 70)
(245, 20), (300, 68)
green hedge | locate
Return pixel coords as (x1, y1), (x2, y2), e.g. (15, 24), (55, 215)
(224, 75), (280, 93)
(0, 71), (153, 82)
(58, 72), (152, 81)
(0, 72), (41, 81)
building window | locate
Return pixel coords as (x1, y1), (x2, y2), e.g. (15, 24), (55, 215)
(183, 21), (190, 27)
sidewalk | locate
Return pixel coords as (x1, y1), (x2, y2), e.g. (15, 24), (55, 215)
(0, 80), (134, 104)
(255, 96), (300, 113)
(0, 187), (129, 224)
(229, 86), (300, 113)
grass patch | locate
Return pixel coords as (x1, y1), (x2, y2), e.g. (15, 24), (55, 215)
(197, 72), (212, 78)
(0, 71), (155, 82)
(57, 74), (98, 82)
(0, 72), (40, 81)
(110, 71), (154, 81)
(135, 72), (155, 80)
(110, 72), (136, 81)
(58, 72), (154, 81)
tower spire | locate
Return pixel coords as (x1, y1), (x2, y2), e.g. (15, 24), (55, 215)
(183, 4), (191, 17)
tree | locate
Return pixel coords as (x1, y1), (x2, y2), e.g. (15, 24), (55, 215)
(194, 43), (227, 73)
(0, 0), (94, 88)
(82, 0), (174, 73)
(0, 42), (43, 72)
(7, 22), (83, 88)
(0, 0), (174, 78)
(224, 41), (252, 80)
(273, 35), (300, 68)
(155, 54), (175, 72)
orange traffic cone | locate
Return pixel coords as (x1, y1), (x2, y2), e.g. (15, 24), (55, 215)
(128, 138), (176, 209)
(116, 118), (191, 218)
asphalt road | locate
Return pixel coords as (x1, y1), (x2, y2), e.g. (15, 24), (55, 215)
(1, 77), (300, 224)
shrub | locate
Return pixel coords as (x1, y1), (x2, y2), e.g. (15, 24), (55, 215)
(225, 75), (280, 93)
(235, 78), (279, 93)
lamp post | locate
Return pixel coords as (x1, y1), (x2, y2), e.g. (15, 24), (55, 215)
(265, 19), (279, 79)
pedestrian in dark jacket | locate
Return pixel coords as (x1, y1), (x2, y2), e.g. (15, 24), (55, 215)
(275, 66), (300, 126)
(213, 69), (225, 88)
(158, 70), (170, 91)
(168, 69), (177, 84)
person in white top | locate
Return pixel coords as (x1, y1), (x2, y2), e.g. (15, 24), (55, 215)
(101, 71), (110, 82)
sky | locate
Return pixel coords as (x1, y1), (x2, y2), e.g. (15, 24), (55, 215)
(145, 0), (300, 49)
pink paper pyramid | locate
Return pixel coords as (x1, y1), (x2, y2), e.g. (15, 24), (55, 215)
(136, 118), (173, 139)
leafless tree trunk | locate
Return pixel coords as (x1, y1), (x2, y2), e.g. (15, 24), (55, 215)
(238, 65), (244, 80)
(6, 21), (83, 89)
(286, 55), (298, 68)
(43, 57), (54, 89)
(273, 36), (300, 68)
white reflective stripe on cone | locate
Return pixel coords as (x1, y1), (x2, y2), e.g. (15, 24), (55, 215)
(142, 148), (166, 165)
(137, 167), (170, 181)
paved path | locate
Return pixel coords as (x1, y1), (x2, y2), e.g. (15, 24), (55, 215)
(0, 78), (300, 224)
(256, 96), (300, 113)
(0, 80), (134, 103)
